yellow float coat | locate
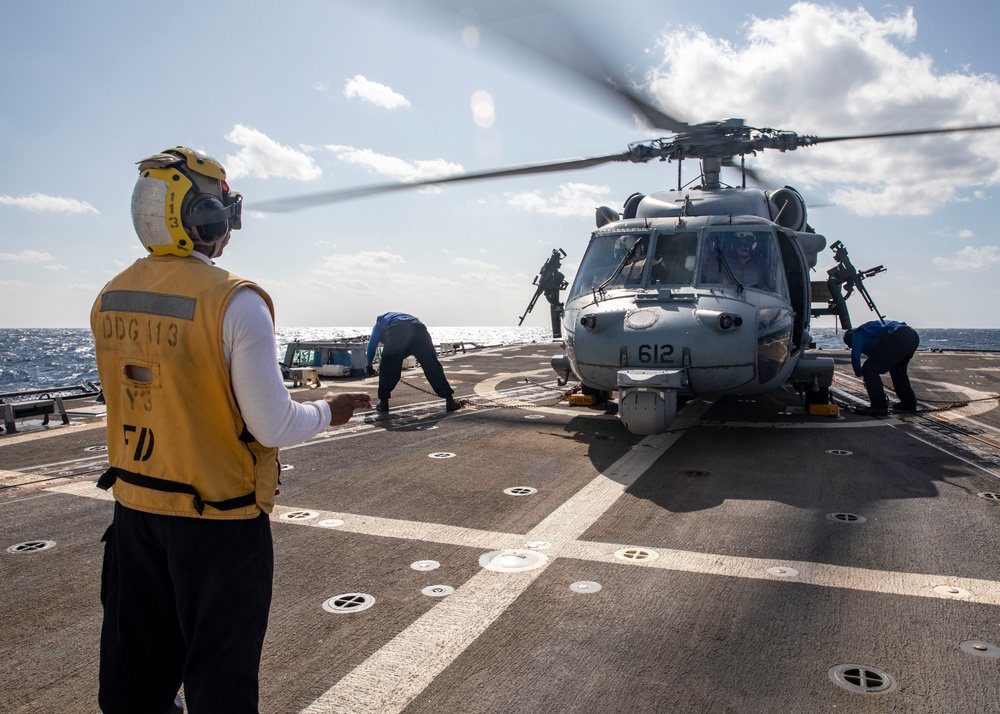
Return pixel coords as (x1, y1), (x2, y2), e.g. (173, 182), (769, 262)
(91, 255), (279, 519)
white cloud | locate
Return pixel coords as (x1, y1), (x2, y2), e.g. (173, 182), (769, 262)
(324, 144), (463, 183)
(932, 245), (1000, 270)
(0, 250), (54, 263)
(505, 182), (612, 218)
(0, 193), (98, 215)
(958, 229), (974, 239)
(643, 3), (1000, 216)
(452, 257), (499, 271)
(343, 75), (411, 110)
(224, 125), (322, 180)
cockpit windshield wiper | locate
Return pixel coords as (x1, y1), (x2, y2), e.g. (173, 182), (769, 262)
(598, 236), (648, 293)
(714, 244), (745, 293)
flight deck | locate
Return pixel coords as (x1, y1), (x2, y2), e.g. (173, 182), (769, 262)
(2, 345), (999, 713)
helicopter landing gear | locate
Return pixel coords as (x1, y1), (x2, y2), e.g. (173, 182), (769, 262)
(581, 383), (608, 404)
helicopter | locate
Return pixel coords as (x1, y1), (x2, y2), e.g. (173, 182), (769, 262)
(253, 3), (1000, 436)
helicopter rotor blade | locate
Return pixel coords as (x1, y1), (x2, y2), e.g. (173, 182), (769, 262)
(424, 0), (692, 135)
(805, 122), (1000, 146)
(251, 151), (631, 213)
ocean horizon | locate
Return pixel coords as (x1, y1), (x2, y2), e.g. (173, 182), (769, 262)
(2, 325), (999, 394)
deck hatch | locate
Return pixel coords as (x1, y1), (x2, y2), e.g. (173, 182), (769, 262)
(614, 547), (659, 562)
(7, 540), (56, 554)
(960, 640), (1000, 658)
(828, 664), (896, 694)
(503, 486), (537, 496)
(827, 512), (866, 523)
(323, 593), (376, 614)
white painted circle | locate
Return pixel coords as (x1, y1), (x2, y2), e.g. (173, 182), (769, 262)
(429, 452), (456, 459)
(422, 585), (454, 597)
(479, 549), (549, 572)
(411, 560), (440, 571)
(569, 581), (602, 594)
(934, 585), (970, 598)
(767, 566), (799, 577)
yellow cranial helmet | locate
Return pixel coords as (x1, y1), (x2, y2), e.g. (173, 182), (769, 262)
(130, 146), (242, 258)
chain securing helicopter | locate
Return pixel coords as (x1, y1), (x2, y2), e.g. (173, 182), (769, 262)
(252, 2), (1000, 435)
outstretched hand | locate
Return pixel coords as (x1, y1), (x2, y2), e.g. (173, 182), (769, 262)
(323, 392), (373, 425)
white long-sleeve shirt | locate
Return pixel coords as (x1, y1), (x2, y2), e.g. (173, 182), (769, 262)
(191, 253), (331, 447)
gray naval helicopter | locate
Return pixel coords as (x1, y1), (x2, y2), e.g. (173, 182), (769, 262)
(255, 6), (1000, 436)
(257, 122), (1000, 437)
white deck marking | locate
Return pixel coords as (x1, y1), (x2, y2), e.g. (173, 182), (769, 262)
(298, 399), (715, 714)
(31, 354), (1000, 711)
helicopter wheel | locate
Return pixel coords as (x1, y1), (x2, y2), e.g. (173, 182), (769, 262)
(581, 384), (609, 404)
(805, 385), (830, 405)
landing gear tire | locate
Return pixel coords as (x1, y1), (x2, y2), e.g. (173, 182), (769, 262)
(581, 384), (609, 404)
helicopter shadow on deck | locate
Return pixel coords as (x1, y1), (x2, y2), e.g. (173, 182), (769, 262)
(567, 389), (943, 514)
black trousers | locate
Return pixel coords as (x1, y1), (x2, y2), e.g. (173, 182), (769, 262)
(377, 320), (454, 401)
(861, 325), (919, 409)
(99, 502), (273, 714)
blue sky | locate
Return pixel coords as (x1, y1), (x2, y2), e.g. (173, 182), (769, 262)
(2, 1), (1000, 329)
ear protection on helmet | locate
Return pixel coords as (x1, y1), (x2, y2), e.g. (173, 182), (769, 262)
(183, 185), (242, 243)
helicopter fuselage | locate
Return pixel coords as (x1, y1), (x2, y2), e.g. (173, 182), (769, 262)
(555, 186), (834, 434)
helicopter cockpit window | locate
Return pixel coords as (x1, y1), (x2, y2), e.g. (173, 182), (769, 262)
(569, 232), (651, 300)
(648, 232), (699, 286)
(699, 229), (789, 298)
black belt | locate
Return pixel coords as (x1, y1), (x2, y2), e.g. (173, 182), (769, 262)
(97, 467), (256, 516)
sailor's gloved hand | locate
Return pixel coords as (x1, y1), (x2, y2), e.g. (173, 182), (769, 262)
(365, 365), (376, 377)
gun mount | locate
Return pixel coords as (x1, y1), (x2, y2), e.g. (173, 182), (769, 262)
(519, 248), (568, 338)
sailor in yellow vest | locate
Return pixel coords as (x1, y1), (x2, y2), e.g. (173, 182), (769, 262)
(91, 147), (371, 714)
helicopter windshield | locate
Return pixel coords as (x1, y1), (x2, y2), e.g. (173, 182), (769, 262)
(569, 231), (651, 299)
(569, 231), (701, 300)
(699, 229), (789, 298)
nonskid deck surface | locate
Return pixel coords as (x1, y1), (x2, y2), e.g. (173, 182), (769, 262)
(2, 345), (999, 713)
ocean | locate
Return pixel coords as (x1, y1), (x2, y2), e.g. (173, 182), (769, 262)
(2, 326), (999, 395)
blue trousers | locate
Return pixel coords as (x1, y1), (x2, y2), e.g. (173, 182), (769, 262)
(99, 502), (273, 714)
(377, 320), (454, 401)
(861, 325), (919, 409)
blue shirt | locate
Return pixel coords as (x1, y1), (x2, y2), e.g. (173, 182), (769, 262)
(851, 320), (906, 375)
(365, 312), (418, 366)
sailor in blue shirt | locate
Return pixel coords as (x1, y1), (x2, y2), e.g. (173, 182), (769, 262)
(366, 312), (461, 413)
(843, 320), (920, 416)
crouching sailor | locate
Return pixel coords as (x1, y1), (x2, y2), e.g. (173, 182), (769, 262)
(91, 146), (371, 713)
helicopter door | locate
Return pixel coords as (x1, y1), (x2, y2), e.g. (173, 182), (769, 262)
(774, 230), (808, 352)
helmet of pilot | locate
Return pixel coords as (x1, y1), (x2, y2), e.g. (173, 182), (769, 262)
(130, 146), (242, 259)
(730, 231), (757, 253)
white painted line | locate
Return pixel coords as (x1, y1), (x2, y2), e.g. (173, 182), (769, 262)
(298, 396), (716, 714)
